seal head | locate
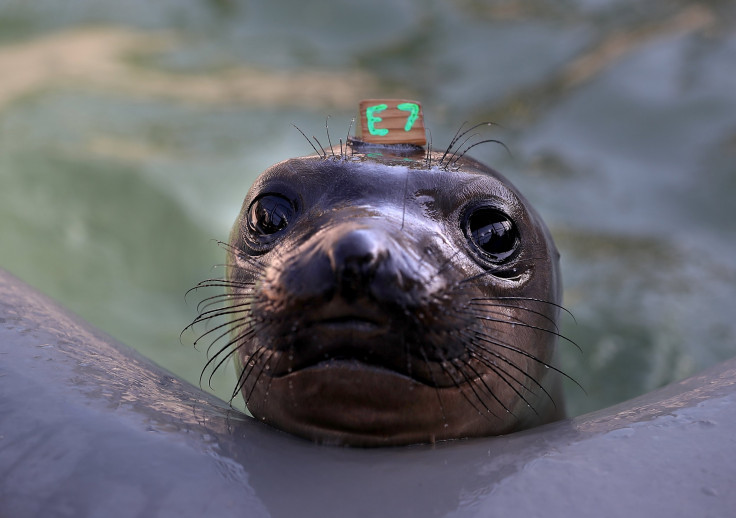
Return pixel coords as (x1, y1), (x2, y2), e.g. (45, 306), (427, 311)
(222, 145), (563, 446)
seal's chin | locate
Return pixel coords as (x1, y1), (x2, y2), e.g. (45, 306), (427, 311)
(248, 363), (431, 445)
(245, 360), (516, 447)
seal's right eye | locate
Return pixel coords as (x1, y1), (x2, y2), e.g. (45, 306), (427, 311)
(248, 194), (295, 236)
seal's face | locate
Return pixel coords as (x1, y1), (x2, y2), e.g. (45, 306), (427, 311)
(223, 147), (563, 446)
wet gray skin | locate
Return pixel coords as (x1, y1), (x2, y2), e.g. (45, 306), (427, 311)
(2, 267), (735, 517)
(215, 143), (565, 446)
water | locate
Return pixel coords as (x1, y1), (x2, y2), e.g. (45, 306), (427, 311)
(0, 0), (734, 416)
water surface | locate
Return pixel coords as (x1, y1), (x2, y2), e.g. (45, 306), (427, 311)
(1, 0), (734, 416)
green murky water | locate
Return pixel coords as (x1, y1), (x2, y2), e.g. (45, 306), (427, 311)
(1, 0), (734, 416)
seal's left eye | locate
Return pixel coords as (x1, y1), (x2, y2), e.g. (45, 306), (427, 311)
(464, 207), (519, 263)
(248, 194), (295, 236)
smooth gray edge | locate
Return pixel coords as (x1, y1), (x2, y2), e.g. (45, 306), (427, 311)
(1, 267), (734, 518)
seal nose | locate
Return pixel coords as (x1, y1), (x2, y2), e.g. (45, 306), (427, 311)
(327, 228), (388, 300)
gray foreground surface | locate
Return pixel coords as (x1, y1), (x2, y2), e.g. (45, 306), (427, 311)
(1, 268), (734, 518)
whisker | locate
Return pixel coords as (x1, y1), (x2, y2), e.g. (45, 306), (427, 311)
(439, 121), (469, 166)
(472, 312), (581, 353)
(467, 301), (560, 332)
(467, 347), (545, 413)
(425, 128), (433, 168)
(202, 319), (272, 390)
(453, 357), (515, 416)
(201, 316), (255, 355)
(312, 135), (327, 159)
(439, 121), (498, 167)
(180, 299), (252, 343)
(292, 124), (322, 157)
(480, 296), (578, 324)
(443, 132), (481, 169)
(200, 332), (246, 387)
(471, 329), (585, 393)
(325, 116), (336, 158)
(185, 279), (254, 298)
(450, 139), (511, 168)
(444, 356), (500, 420)
(195, 291), (254, 314)
(187, 301), (254, 329)
(230, 345), (265, 401)
(469, 346), (557, 409)
(344, 117), (355, 158)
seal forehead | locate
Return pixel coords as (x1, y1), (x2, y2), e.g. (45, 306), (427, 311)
(251, 155), (522, 207)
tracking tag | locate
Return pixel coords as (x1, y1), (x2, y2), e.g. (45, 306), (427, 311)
(358, 99), (426, 146)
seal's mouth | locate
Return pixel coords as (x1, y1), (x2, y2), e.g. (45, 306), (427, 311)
(268, 319), (453, 387)
(307, 315), (383, 333)
(304, 300), (390, 331)
(273, 335), (416, 378)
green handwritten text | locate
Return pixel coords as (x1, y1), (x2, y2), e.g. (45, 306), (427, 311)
(397, 103), (420, 131)
(366, 104), (389, 136)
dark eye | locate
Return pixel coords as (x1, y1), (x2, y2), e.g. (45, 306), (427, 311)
(248, 194), (295, 236)
(464, 207), (519, 263)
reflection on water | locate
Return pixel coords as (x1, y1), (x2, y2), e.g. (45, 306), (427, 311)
(0, 0), (734, 416)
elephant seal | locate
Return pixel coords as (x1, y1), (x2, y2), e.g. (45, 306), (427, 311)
(192, 135), (569, 447)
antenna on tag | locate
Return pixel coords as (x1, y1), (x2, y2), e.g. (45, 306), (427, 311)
(357, 99), (426, 146)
